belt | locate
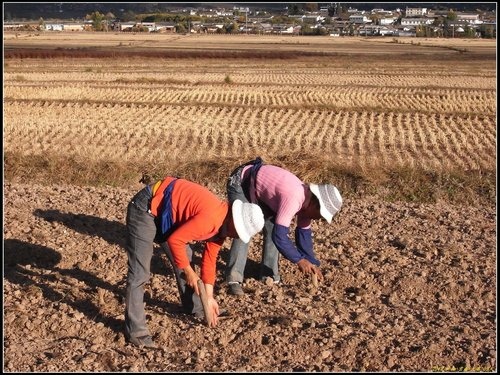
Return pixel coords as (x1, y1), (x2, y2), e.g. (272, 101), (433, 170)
(151, 180), (162, 196)
(145, 180), (161, 214)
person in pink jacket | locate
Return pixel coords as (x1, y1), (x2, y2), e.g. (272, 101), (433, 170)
(225, 157), (343, 296)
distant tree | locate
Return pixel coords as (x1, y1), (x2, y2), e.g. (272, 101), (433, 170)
(337, 4), (348, 16)
(331, 4), (349, 20)
(432, 16), (444, 27)
(142, 15), (155, 22)
(301, 24), (313, 35)
(86, 11), (105, 31)
(446, 10), (457, 21)
(131, 25), (149, 32)
(479, 24), (495, 38)
(416, 25), (434, 37)
(348, 23), (355, 36)
(287, 4), (302, 15)
(318, 26), (328, 35)
(304, 3), (318, 12)
(122, 10), (136, 22)
(463, 25), (476, 38)
(271, 15), (295, 25)
(370, 14), (380, 25)
(38, 17), (45, 31)
(225, 21), (238, 34)
(175, 23), (186, 33)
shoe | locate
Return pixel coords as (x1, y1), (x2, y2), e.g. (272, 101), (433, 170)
(228, 282), (244, 296)
(262, 276), (280, 286)
(128, 335), (157, 349)
(193, 310), (205, 319)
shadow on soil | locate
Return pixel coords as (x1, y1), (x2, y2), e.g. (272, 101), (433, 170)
(3, 239), (183, 334)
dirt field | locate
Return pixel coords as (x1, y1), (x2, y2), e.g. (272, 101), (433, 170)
(3, 182), (496, 372)
(3, 34), (497, 372)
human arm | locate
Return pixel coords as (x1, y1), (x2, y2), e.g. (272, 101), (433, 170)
(295, 227), (320, 265)
(271, 224), (323, 280)
(203, 283), (220, 327)
(199, 238), (224, 327)
(183, 264), (201, 295)
(272, 224), (322, 280)
(295, 227), (323, 281)
(166, 214), (223, 290)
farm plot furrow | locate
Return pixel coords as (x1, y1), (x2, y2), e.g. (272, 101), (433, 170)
(286, 109), (320, 150)
(270, 109), (305, 153)
(5, 80), (495, 117)
(463, 116), (498, 170)
(438, 115), (496, 171)
(321, 111), (347, 160)
(306, 111), (335, 150)
(231, 72), (496, 90)
(363, 112), (389, 168)
(382, 112), (415, 169)
(354, 112), (370, 167)
(253, 108), (272, 150)
(370, 112), (391, 168)
(4, 54), (496, 177)
(402, 113), (423, 169)
(413, 114), (444, 171)
(4, 100), (496, 172)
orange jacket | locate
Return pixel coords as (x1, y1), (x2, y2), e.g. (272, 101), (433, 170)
(150, 177), (228, 285)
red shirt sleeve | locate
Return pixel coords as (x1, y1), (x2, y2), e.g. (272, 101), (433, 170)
(201, 238), (225, 285)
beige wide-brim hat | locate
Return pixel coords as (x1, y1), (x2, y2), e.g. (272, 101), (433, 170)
(309, 184), (343, 224)
(232, 199), (265, 243)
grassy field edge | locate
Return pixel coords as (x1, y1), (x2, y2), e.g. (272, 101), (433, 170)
(4, 151), (495, 206)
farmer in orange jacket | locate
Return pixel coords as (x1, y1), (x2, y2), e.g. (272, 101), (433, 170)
(124, 176), (264, 348)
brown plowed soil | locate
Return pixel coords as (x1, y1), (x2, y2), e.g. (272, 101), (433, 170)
(3, 182), (496, 372)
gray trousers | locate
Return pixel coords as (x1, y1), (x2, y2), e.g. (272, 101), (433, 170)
(124, 186), (202, 340)
(225, 167), (280, 284)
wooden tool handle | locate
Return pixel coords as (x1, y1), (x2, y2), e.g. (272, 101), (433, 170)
(197, 279), (212, 326)
(311, 272), (319, 287)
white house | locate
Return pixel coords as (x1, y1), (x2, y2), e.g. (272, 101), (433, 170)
(456, 13), (483, 25)
(63, 23), (84, 31)
(380, 17), (397, 25)
(272, 25), (296, 34)
(405, 7), (428, 17)
(359, 25), (394, 36)
(45, 23), (64, 31)
(156, 22), (176, 33)
(349, 15), (372, 24)
(120, 22), (136, 31)
(139, 22), (156, 32)
(401, 18), (433, 26)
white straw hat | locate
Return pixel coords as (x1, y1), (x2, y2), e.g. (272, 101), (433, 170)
(232, 199), (264, 243)
(309, 184), (343, 224)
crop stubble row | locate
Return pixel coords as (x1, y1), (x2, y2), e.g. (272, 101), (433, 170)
(3, 57), (496, 174)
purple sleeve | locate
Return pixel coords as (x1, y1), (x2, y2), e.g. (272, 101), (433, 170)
(272, 224), (304, 263)
(295, 227), (320, 266)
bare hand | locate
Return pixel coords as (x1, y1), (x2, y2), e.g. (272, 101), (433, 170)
(207, 297), (220, 327)
(183, 266), (200, 295)
(297, 258), (315, 274)
(297, 259), (324, 282)
(313, 266), (324, 282)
